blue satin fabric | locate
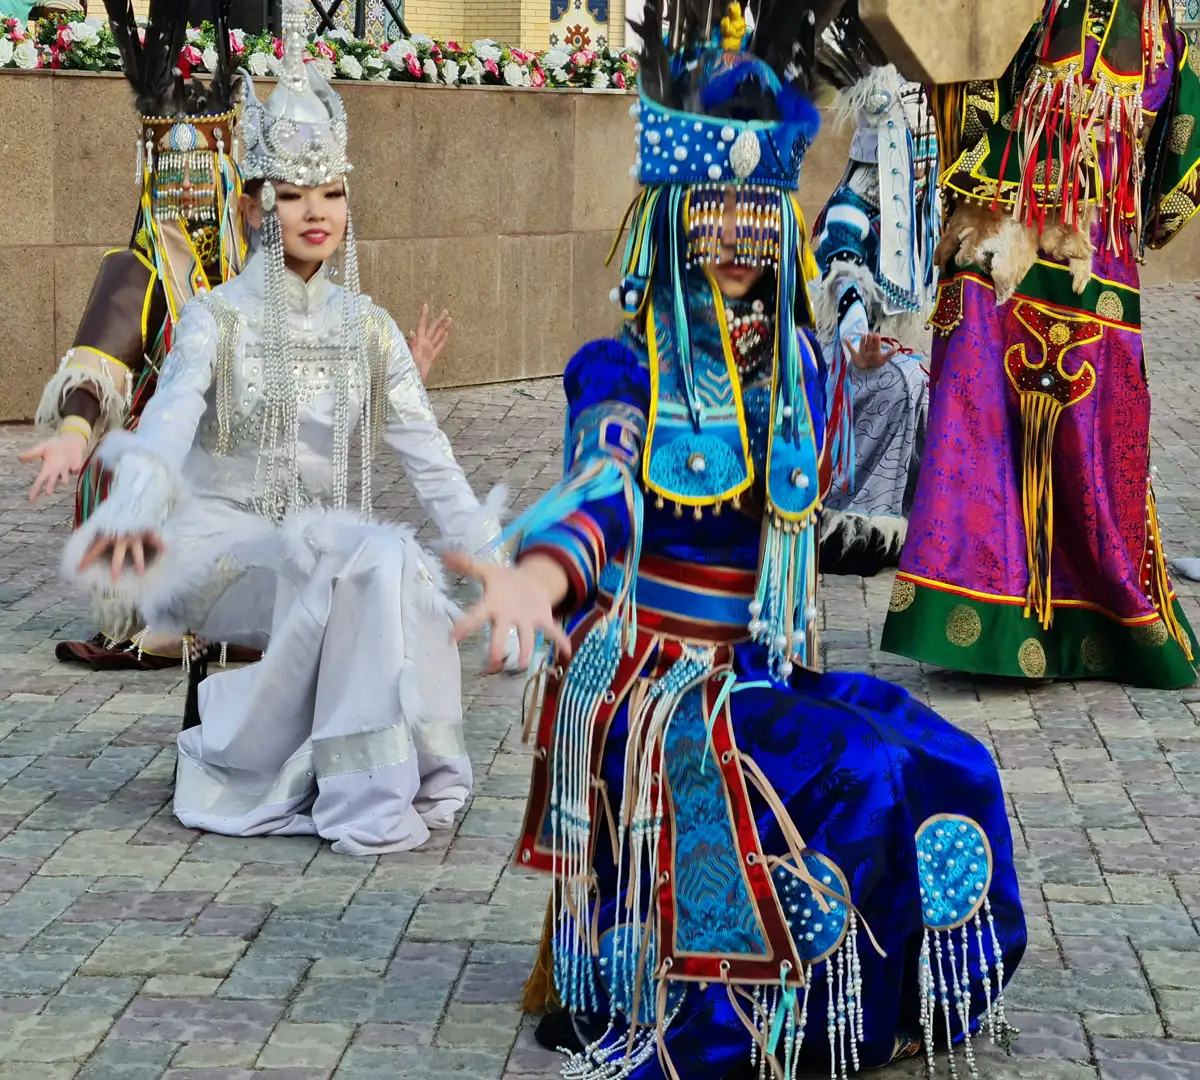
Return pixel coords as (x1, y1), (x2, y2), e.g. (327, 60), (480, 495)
(584, 657), (1026, 1077)
(530, 337), (1026, 1077)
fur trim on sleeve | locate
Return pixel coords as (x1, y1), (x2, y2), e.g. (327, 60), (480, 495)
(34, 349), (129, 440)
(59, 431), (185, 636)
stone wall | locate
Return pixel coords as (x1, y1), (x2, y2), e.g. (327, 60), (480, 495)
(0, 68), (1197, 423)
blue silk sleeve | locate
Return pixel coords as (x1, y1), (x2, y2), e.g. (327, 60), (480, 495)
(513, 338), (650, 611)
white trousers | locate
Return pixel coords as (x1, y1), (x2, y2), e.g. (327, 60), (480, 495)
(173, 526), (471, 855)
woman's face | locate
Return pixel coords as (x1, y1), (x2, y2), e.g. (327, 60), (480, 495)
(710, 187), (766, 300)
(243, 180), (348, 278)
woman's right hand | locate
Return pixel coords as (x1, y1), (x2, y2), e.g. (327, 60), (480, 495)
(443, 551), (572, 673)
(844, 332), (898, 371)
(77, 531), (164, 582)
(18, 431), (89, 503)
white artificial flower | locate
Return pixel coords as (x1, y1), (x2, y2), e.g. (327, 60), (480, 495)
(326, 27), (353, 43)
(13, 40), (37, 69)
(422, 57), (438, 81)
(442, 58), (460, 85)
(266, 53), (282, 76)
(411, 33), (434, 47)
(551, 66), (568, 84)
(460, 59), (481, 84)
(0, 39), (13, 67)
(247, 51), (272, 77)
(473, 39), (501, 62)
(201, 45), (218, 71)
(313, 56), (335, 80)
(338, 53), (363, 79)
(502, 61), (523, 86)
(543, 45), (570, 70)
(186, 27), (202, 42)
(73, 18), (102, 44)
(386, 39), (415, 66)
(591, 70), (610, 89)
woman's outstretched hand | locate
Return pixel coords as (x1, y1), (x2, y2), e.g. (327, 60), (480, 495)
(409, 305), (452, 381)
(78, 530), (163, 582)
(19, 430), (89, 503)
(444, 551), (572, 673)
(844, 332), (898, 370)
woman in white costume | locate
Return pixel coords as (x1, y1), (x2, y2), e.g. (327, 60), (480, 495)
(62, 0), (500, 856)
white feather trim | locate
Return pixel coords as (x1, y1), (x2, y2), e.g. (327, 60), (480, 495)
(833, 65), (904, 130)
(820, 510), (908, 554)
(59, 432), (186, 631)
(34, 354), (127, 439)
(812, 259), (888, 342)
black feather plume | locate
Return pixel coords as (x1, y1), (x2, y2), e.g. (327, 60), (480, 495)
(103, 0), (238, 118)
(814, 3), (888, 91)
(629, 0), (678, 108)
(210, 0), (238, 113)
(632, 0), (876, 109)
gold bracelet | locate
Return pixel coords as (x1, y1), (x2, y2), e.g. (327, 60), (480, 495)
(61, 418), (93, 442)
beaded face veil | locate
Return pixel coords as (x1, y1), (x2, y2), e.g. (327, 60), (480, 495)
(104, 0), (243, 283)
(228, 0), (375, 524)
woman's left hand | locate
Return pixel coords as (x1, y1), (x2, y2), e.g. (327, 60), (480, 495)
(409, 304), (452, 381)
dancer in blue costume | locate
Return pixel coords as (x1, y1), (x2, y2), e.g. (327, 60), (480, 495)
(448, 3), (1026, 1076)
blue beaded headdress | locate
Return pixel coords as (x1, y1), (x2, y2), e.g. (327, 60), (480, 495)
(611, 0), (878, 676)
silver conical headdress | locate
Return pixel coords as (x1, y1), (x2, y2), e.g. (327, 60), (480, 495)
(231, 0), (375, 524)
(239, 0), (352, 188)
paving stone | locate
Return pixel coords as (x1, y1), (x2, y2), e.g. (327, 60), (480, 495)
(170, 1043), (261, 1068)
(111, 996), (285, 1044)
(333, 1046), (507, 1080)
(216, 951), (310, 1000)
(82, 936), (247, 977)
(256, 1022), (354, 1069)
(1, 1013), (114, 1062)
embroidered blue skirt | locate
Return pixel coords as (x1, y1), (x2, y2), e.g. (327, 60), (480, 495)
(531, 655), (1026, 1079)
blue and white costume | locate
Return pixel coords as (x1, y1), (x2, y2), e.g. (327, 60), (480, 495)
(508, 7), (1026, 1078)
(811, 68), (939, 570)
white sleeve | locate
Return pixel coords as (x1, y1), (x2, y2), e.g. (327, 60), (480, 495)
(89, 300), (218, 533)
(60, 301), (219, 617)
(380, 315), (502, 556)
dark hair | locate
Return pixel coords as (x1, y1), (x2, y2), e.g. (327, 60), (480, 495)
(242, 177), (265, 197)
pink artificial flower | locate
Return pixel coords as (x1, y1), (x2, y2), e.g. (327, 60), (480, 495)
(178, 43), (202, 79)
(229, 29), (246, 55)
(484, 57), (499, 76)
(137, 27), (145, 44)
(316, 39), (336, 61)
(613, 70), (626, 89)
(406, 54), (421, 77)
(530, 65), (546, 88)
(431, 44), (441, 59)
(446, 41), (460, 51)
(569, 50), (589, 67)
(273, 36), (285, 59)
(510, 47), (530, 64)
(56, 25), (73, 47)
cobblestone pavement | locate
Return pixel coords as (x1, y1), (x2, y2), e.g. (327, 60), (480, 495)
(0, 283), (1199, 1080)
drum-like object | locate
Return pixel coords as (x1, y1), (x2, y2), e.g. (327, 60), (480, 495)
(859, 0), (1045, 84)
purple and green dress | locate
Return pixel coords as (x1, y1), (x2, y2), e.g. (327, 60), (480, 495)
(882, 0), (1200, 688)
